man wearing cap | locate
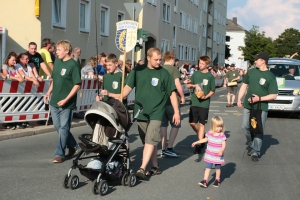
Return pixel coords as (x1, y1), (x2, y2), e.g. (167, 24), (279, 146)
(225, 64), (240, 107)
(237, 52), (278, 162)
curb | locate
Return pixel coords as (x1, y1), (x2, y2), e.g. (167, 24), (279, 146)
(0, 121), (86, 141)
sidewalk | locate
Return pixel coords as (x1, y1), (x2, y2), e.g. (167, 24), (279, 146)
(0, 114), (86, 141)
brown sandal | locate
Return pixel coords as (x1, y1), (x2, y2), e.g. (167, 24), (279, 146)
(146, 166), (161, 176)
(136, 168), (146, 179)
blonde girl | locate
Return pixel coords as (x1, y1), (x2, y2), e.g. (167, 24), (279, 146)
(192, 116), (227, 188)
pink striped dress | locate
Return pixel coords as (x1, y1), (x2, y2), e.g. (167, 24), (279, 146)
(204, 131), (226, 164)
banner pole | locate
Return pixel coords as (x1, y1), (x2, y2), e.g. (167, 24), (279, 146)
(120, 50), (127, 102)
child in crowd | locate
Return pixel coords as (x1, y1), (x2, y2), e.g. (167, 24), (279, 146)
(192, 116), (227, 188)
(96, 53), (122, 101)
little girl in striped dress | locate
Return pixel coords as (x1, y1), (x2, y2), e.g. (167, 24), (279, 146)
(192, 116), (227, 188)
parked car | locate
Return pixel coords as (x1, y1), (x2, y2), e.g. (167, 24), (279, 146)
(268, 58), (300, 113)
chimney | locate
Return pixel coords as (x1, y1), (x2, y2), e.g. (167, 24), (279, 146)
(233, 17), (237, 24)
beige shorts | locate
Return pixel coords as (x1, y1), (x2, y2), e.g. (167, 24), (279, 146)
(137, 120), (161, 145)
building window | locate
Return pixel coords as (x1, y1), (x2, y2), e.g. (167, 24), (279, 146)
(187, 15), (192, 32)
(203, 0), (208, 12)
(163, 1), (171, 23)
(194, 0), (199, 6)
(52, 0), (66, 28)
(193, 18), (198, 34)
(198, 36), (202, 52)
(199, 9), (202, 26)
(186, 46), (191, 61)
(80, 0), (91, 32)
(178, 44), (185, 60)
(202, 48), (206, 56)
(161, 39), (170, 55)
(174, 0), (178, 12)
(192, 47), (197, 61)
(147, 0), (156, 6)
(173, 25), (177, 47)
(179, 11), (186, 29)
(117, 11), (125, 22)
(202, 25), (207, 37)
(100, 5), (110, 36)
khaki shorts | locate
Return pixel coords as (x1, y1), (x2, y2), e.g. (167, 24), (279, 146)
(161, 105), (181, 128)
(137, 120), (161, 145)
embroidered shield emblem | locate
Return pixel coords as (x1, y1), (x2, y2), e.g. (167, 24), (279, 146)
(151, 78), (159, 86)
(259, 78), (266, 85)
(112, 81), (118, 89)
(61, 69), (66, 76)
(203, 79), (208, 86)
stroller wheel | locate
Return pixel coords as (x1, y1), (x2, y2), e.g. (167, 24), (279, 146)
(127, 173), (137, 187)
(68, 175), (79, 190)
(92, 179), (99, 195)
(98, 180), (109, 196)
(62, 174), (70, 189)
(121, 173), (128, 186)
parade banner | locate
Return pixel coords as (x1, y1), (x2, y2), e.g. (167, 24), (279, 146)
(115, 20), (138, 53)
(115, 20), (138, 102)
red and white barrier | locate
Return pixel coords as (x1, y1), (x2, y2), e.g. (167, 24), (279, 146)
(0, 79), (51, 123)
(74, 78), (100, 113)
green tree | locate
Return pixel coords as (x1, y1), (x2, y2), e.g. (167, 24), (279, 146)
(238, 26), (276, 64)
(273, 28), (300, 58)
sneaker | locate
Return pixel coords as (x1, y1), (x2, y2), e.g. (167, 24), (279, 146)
(161, 150), (166, 157)
(7, 124), (16, 130)
(230, 104), (234, 107)
(22, 122), (33, 128)
(198, 180), (208, 188)
(194, 145), (201, 154)
(164, 148), (180, 157)
(213, 180), (220, 187)
(226, 104), (231, 107)
(247, 148), (252, 156)
(16, 123), (25, 129)
(251, 155), (259, 162)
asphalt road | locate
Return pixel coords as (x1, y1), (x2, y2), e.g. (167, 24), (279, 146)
(1, 86), (300, 200)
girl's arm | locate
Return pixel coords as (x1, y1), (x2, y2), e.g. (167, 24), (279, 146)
(191, 137), (208, 147)
(219, 140), (226, 156)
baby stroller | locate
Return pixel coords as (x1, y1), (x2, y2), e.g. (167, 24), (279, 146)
(62, 98), (143, 196)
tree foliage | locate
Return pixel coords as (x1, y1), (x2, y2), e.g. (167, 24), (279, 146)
(273, 28), (300, 58)
(238, 26), (276, 64)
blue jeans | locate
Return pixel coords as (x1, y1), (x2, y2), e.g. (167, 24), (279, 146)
(50, 105), (78, 158)
(242, 108), (268, 156)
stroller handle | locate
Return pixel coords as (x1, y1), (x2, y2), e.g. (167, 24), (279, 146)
(134, 101), (143, 110)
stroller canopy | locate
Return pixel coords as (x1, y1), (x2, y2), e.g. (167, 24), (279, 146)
(84, 99), (130, 135)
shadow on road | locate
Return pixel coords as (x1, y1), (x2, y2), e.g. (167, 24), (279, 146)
(260, 134), (279, 157)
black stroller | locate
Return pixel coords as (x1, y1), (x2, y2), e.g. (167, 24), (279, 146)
(62, 99), (143, 196)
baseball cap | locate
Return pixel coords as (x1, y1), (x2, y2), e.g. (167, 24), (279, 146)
(253, 52), (269, 63)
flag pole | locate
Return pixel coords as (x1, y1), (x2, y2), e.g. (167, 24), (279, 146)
(120, 49), (127, 102)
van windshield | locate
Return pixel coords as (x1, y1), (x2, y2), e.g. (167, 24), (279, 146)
(268, 64), (300, 81)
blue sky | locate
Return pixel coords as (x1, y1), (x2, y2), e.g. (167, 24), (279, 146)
(227, 0), (300, 39)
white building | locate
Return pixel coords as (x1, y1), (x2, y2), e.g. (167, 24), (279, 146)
(226, 17), (247, 69)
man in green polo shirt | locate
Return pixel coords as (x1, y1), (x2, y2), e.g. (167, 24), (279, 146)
(122, 48), (180, 179)
(237, 52), (278, 162)
(225, 64), (240, 107)
(188, 55), (215, 154)
(44, 40), (81, 163)
(160, 51), (185, 158)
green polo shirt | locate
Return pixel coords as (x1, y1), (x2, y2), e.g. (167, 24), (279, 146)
(242, 68), (278, 111)
(190, 70), (215, 108)
(126, 64), (176, 121)
(102, 72), (122, 101)
(50, 58), (81, 109)
(163, 64), (181, 105)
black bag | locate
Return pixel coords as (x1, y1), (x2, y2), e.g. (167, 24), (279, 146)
(249, 97), (264, 138)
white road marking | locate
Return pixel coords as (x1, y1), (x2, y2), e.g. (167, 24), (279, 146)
(213, 113), (228, 115)
(225, 110), (238, 112)
(209, 110), (220, 112)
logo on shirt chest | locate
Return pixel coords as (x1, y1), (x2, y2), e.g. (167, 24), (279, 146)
(112, 81), (119, 89)
(259, 78), (266, 85)
(61, 68), (66, 76)
(203, 79), (208, 86)
(151, 78), (159, 86)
